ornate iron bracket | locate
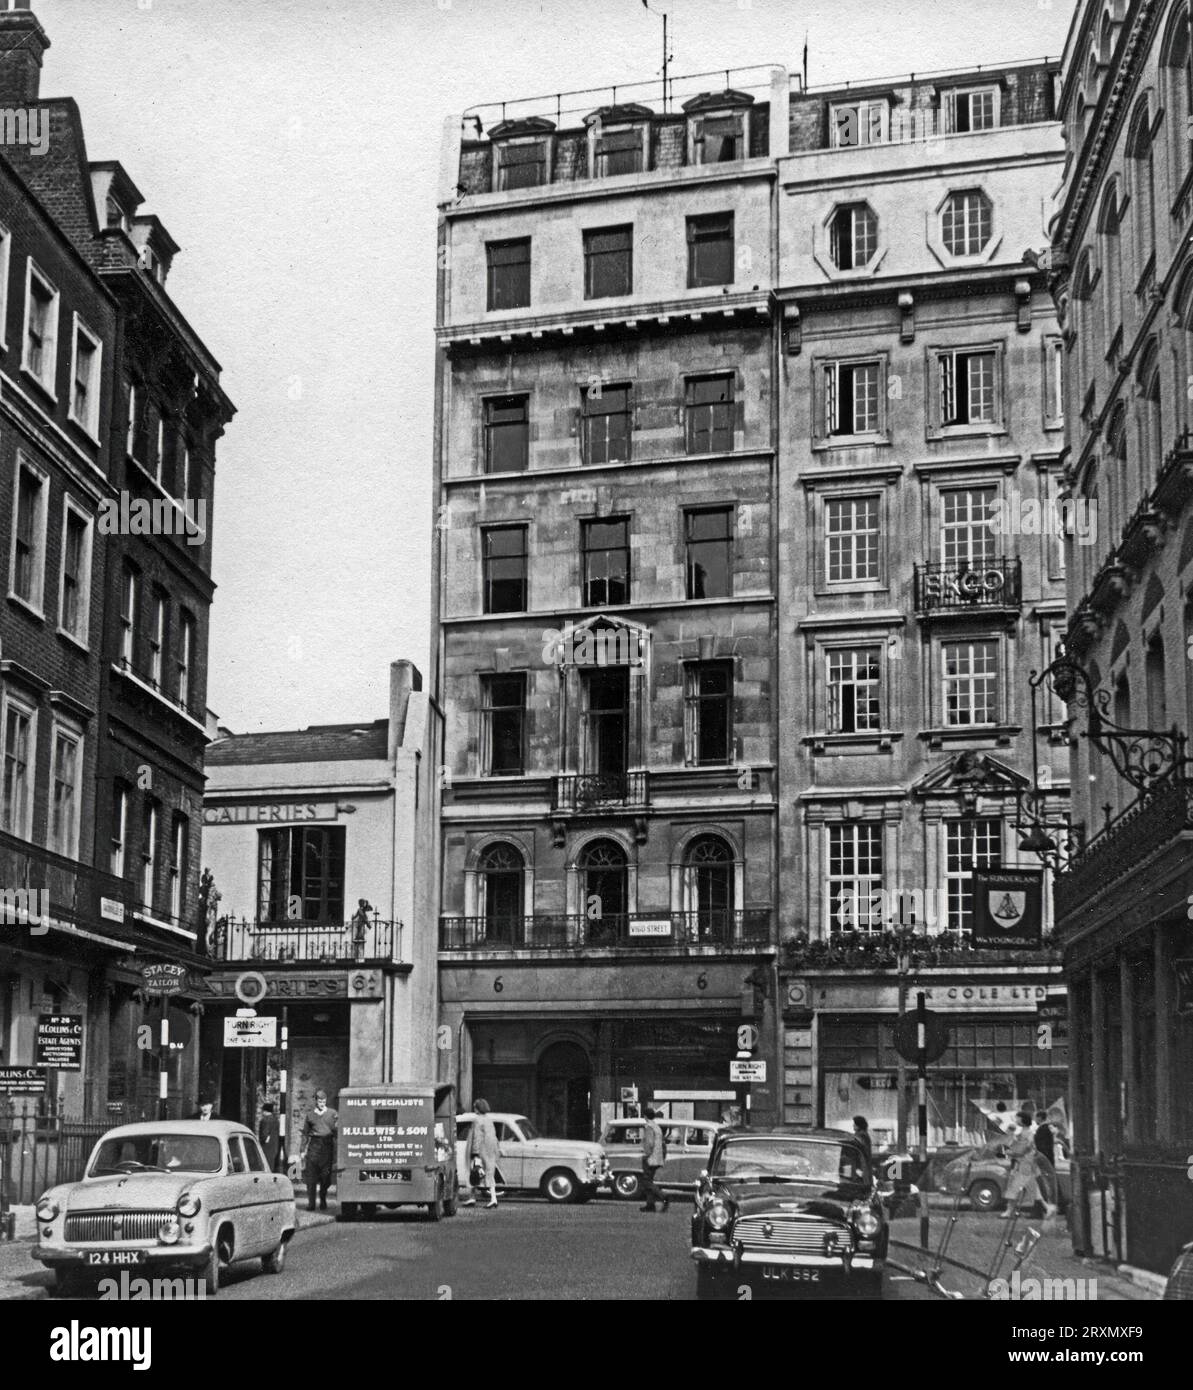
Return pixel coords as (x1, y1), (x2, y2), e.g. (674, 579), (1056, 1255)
(1031, 654), (1189, 794)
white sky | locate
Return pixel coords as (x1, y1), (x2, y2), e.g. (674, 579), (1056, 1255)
(32, 0), (1076, 731)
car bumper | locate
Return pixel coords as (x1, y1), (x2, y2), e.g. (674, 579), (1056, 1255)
(34, 1244), (213, 1272)
(691, 1246), (882, 1273)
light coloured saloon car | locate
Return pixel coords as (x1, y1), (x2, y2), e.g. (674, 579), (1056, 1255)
(33, 1120), (296, 1295)
(456, 1112), (609, 1203)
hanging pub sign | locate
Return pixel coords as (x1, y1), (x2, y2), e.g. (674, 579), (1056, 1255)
(1175, 959), (1193, 1015)
(971, 869), (1043, 949)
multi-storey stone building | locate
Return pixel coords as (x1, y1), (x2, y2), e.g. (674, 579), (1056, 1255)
(433, 70), (788, 1136)
(1051, 0), (1193, 1276)
(0, 0), (232, 1119)
(775, 62), (1071, 1150)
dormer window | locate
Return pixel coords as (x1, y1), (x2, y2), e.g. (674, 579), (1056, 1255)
(105, 196), (130, 233)
(586, 105), (651, 178)
(684, 92), (754, 166)
(491, 119), (557, 192)
(830, 98), (889, 148)
(943, 85), (1000, 133)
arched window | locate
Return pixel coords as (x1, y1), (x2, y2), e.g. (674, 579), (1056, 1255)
(478, 842), (524, 943)
(1100, 11), (1114, 62)
(684, 835), (735, 942)
(1097, 184), (1122, 350)
(1145, 634), (1167, 729)
(580, 839), (627, 943)
(1162, 9), (1192, 193)
(1072, 251), (1096, 410)
(1106, 404), (1128, 547)
(1137, 344), (1162, 494)
(1126, 101), (1156, 280)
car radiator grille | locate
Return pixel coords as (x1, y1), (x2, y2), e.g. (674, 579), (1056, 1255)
(734, 1215), (854, 1255)
(64, 1211), (175, 1243)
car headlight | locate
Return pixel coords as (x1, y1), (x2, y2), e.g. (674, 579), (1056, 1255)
(158, 1219), (182, 1245)
(706, 1198), (732, 1231)
(177, 1193), (201, 1218)
(36, 1198), (59, 1222)
(852, 1205), (880, 1237)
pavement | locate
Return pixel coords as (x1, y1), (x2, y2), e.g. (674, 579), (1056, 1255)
(888, 1201), (1163, 1300)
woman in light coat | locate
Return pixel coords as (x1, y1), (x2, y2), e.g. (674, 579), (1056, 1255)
(465, 1098), (501, 1209)
(1000, 1110), (1057, 1219)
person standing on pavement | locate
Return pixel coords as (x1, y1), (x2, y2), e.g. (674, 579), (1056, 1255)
(639, 1107), (670, 1213)
(300, 1089), (339, 1212)
(258, 1102), (281, 1171)
(465, 1098), (500, 1209)
(852, 1115), (873, 1165)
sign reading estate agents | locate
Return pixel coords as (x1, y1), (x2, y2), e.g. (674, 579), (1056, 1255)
(36, 1015), (83, 1070)
(971, 869), (1043, 949)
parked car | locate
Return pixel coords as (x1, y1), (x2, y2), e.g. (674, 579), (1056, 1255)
(691, 1127), (888, 1299)
(600, 1118), (723, 1200)
(455, 1112), (609, 1203)
(937, 1139), (1071, 1211)
(32, 1120), (296, 1296)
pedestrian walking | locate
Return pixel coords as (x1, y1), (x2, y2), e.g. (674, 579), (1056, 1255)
(258, 1102), (281, 1171)
(852, 1115), (873, 1165)
(300, 1089), (339, 1212)
(464, 1098), (500, 1209)
(639, 1106), (669, 1213)
(999, 1109), (1056, 1219)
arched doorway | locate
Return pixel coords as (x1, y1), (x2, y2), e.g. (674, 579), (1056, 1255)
(537, 1041), (592, 1140)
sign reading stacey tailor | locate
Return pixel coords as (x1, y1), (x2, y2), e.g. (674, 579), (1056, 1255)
(971, 869), (1043, 949)
(339, 1093), (435, 1169)
(36, 1015), (83, 1070)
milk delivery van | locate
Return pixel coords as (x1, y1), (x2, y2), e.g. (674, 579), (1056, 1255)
(336, 1083), (457, 1221)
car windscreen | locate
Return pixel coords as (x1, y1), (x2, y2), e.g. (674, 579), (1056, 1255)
(713, 1138), (869, 1186)
(88, 1133), (223, 1176)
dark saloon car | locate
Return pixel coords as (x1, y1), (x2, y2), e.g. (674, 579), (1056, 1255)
(691, 1128), (888, 1298)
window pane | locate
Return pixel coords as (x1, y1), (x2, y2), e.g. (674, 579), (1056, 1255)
(685, 375), (734, 453)
(484, 395), (529, 472)
(686, 507), (732, 598)
(825, 496), (880, 583)
(584, 226), (633, 298)
(486, 239), (531, 310)
(687, 214), (734, 287)
(483, 526), (527, 613)
(583, 519), (630, 604)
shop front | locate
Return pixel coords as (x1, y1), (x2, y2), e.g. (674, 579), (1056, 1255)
(783, 970), (1067, 1152)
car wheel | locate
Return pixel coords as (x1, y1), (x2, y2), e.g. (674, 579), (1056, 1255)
(262, 1238), (287, 1275)
(542, 1169), (578, 1204)
(613, 1172), (641, 1201)
(969, 1179), (1003, 1212)
(203, 1229), (232, 1295)
(427, 1181), (445, 1222)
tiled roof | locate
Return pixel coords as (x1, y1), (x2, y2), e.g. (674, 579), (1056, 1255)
(206, 720), (388, 766)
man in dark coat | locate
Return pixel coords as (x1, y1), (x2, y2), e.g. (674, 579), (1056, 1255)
(258, 1102), (281, 1171)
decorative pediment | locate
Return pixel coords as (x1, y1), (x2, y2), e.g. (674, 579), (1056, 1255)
(911, 750), (1029, 799)
(542, 613), (650, 668)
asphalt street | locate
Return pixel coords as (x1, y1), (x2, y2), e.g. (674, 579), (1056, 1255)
(12, 1195), (935, 1302)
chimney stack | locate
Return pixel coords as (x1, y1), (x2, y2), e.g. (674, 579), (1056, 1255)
(388, 660), (423, 761)
(0, 2), (49, 107)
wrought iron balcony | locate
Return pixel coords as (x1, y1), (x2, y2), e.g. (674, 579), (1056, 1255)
(0, 828), (137, 940)
(208, 915), (398, 964)
(552, 771), (648, 813)
(913, 558), (1021, 616)
(1054, 776), (1193, 924)
(439, 909), (772, 953)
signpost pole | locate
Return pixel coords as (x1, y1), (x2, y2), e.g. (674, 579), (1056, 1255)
(916, 991), (929, 1251)
(895, 949), (909, 1151)
(278, 1006), (289, 1174)
(158, 993), (169, 1122)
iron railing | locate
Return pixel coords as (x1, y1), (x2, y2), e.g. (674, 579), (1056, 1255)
(0, 1105), (110, 1213)
(1054, 776), (1193, 923)
(552, 771), (648, 813)
(913, 558), (1022, 615)
(440, 909), (772, 952)
(208, 915), (399, 964)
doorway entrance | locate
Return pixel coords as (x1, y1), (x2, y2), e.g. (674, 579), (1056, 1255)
(536, 1041), (592, 1140)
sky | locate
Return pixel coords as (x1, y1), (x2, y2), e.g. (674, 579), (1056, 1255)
(31, 0), (1077, 731)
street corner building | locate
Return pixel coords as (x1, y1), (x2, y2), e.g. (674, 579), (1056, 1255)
(774, 63), (1071, 1145)
(0, 0), (233, 1165)
(198, 661), (442, 1162)
(1049, 0), (1193, 1277)
(432, 71), (787, 1136)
